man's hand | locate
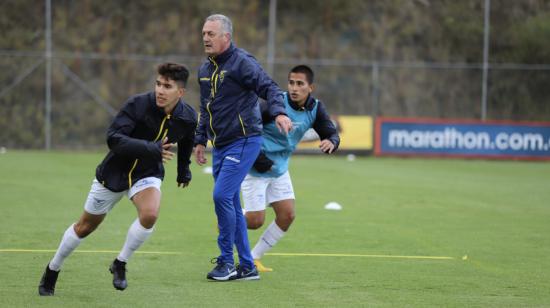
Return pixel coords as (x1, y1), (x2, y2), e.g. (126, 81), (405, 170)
(161, 137), (176, 163)
(275, 114), (293, 135)
(177, 168), (192, 189)
(319, 139), (335, 154)
(194, 144), (207, 166)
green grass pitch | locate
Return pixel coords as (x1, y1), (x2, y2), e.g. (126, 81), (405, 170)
(1, 150), (549, 307)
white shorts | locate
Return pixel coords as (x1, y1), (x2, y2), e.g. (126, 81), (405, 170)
(241, 171), (295, 212)
(83, 177), (162, 215)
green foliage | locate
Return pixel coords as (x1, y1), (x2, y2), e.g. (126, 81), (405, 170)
(1, 1), (550, 148)
(0, 1), (45, 50)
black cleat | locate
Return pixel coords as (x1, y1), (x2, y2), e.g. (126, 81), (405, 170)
(38, 264), (59, 296)
(109, 259), (128, 291)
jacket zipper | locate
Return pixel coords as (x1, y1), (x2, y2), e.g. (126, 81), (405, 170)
(128, 114), (170, 189)
(238, 114), (246, 136)
(207, 57), (219, 147)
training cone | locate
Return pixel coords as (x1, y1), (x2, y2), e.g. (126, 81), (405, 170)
(324, 202), (342, 211)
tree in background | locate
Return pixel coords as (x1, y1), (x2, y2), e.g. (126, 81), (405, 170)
(1, 0), (549, 148)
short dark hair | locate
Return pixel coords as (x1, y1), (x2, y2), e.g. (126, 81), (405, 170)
(289, 65), (314, 84)
(157, 63), (189, 88)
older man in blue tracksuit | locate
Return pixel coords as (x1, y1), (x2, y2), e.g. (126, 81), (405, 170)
(194, 14), (292, 281)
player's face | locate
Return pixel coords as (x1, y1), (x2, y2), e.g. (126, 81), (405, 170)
(155, 76), (184, 112)
(288, 72), (313, 106)
(202, 20), (230, 57)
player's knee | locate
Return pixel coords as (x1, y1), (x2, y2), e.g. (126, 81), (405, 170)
(276, 212), (295, 231)
(248, 221), (264, 230)
(246, 216), (265, 230)
(74, 221), (96, 238)
(139, 212), (158, 229)
(282, 211), (295, 225)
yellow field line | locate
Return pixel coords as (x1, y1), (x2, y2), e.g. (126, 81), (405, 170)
(266, 252), (454, 260)
(0, 249), (454, 260)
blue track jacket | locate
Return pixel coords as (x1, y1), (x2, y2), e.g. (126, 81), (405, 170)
(195, 43), (287, 148)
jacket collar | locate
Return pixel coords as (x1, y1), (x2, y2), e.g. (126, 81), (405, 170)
(209, 43), (235, 64)
(170, 99), (183, 117)
(287, 92), (316, 111)
(150, 91), (184, 118)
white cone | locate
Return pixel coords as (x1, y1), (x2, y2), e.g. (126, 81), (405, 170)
(324, 202), (342, 211)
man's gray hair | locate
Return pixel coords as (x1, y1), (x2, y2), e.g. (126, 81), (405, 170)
(205, 14), (233, 38)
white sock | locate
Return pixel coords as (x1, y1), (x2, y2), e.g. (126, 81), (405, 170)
(251, 221), (285, 260)
(49, 224), (82, 271)
(117, 219), (154, 262)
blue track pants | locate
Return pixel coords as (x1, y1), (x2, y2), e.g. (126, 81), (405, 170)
(211, 136), (261, 268)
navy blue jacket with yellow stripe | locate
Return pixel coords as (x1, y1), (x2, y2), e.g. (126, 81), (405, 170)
(96, 92), (197, 192)
(195, 43), (287, 148)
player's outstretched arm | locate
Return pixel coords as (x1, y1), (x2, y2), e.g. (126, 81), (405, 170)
(312, 101), (340, 153)
(275, 114), (293, 135)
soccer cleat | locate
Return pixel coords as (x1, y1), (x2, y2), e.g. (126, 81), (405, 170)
(235, 264), (260, 281)
(38, 264), (60, 296)
(109, 259), (128, 291)
(254, 259), (273, 272)
(207, 258), (237, 281)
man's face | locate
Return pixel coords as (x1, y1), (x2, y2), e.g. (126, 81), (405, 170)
(155, 76), (184, 110)
(202, 20), (230, 57)
(288, 72), (313, 106)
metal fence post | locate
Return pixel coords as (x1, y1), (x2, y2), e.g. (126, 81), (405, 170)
(371, 62), (380, 119)
(45, 0), (52, 150)
(267, 0), (277, 76)
(481, 0), (491, 121)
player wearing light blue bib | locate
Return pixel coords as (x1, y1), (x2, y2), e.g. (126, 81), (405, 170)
(241, 65), (340, 272)
(249, 92), (320, 178)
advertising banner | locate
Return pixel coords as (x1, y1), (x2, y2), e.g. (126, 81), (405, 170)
(375, 117), (550, 160)
(298, 116), (373, 153)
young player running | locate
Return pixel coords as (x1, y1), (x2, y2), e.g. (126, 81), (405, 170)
(241, 65), (340, 272)
(38, 63), (197, 295)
